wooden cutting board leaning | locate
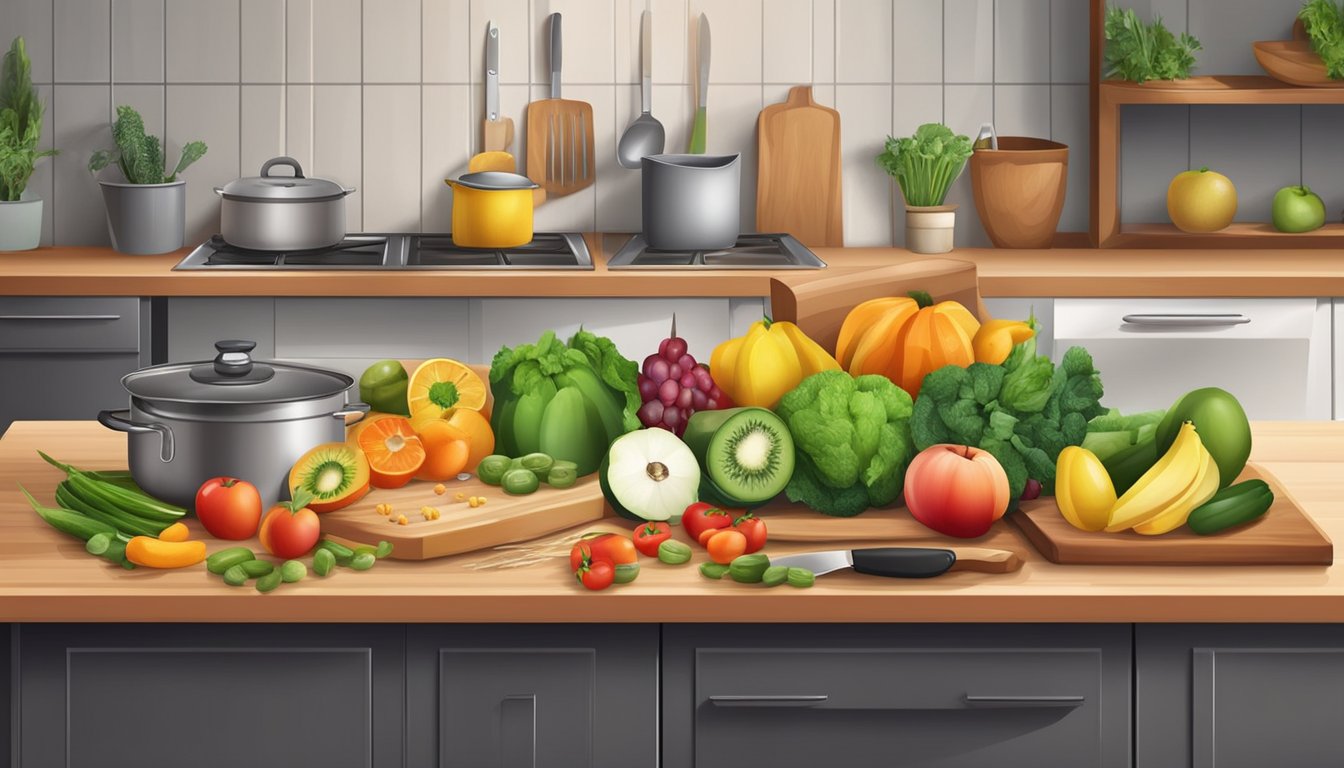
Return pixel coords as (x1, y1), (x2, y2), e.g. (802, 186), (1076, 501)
(756, 85), (844, 247)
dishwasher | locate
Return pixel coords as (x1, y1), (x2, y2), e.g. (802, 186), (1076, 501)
(1052, 298), (1331, 420)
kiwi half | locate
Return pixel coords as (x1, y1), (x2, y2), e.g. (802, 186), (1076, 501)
(287, 442), (371, 512)
(682, 407), (794, 507)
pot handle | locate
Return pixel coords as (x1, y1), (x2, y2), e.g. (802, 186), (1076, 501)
(97, 409), (175, 463)
(261, 156), (305, 178)
(212, 186), (224, 197)
(331, 402), (371, 426)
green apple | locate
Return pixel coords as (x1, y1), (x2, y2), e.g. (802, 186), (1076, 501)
(1271, 185), (1326, 233)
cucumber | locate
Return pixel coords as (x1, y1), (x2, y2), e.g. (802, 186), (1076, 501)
(206, 547), (256, 575)
(1188, 482), (1274, 535)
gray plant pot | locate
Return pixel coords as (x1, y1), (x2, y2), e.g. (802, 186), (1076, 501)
(99, 180), (186, 255)
(0, 190), (44, 252)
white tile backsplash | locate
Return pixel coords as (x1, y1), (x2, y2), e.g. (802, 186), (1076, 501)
(764, 0), (812, 84)
(364, 0), (422, 83)
(422, 84), (472, 231)
(240, 85), (285, 176)
(287, 0), (362, 83)
(470, 0), (529, 84)
(994, 84), (1050, 137)
(697, 0), (762, 84)
(363, 85), (422, 231)
(166, 84), (240, 244)
(532, 0), (616, 86)
(311, 84), (363, 229)
(111, 0), (162, 83)
(53, 85), (110, 245)
(7, 0), (54, 83)
(837, 0), (892, 84)
(891, 0), (942, 84)
(813, 0), (836, 83)
(994, 0), (1049, 84)
(166, 0), (239, 83)
(615, 0), (689, 85)
(836, 83), (893, 246)
(54, 0), (110, 82)
(943, 0), (992, 83)
(241, 0), (286, 83)
(423, 0), (471, 83)
(1050, 83), (1088, 232)
(1051, 0), (1090, 84)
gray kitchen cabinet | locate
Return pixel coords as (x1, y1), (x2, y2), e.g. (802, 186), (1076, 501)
(662, 624), (1131, 768)
(405, 625), (659, 768)
(0, 297), (149, 433)
(15, 624), (405, 768)
(1137, 624), (1344, 768)
(166, 297), (276, 362)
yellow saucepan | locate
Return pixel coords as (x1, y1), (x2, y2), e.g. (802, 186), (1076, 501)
(444, 170), (539, 249)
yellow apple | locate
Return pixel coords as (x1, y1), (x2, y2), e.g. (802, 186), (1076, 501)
(1167, 167), (1237, 233)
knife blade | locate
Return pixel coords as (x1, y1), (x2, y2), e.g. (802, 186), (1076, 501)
(486, 21), (500, 122)
(768, 547), (1021, 578)
(689, 13), (710, 153)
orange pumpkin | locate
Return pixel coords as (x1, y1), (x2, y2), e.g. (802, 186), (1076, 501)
(836, 293), (981, 398)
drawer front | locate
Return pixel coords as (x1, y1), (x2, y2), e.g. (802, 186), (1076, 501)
(0, 353), (141, 432)
(275, 298), (469, 360)
(0, 297), (140, 352)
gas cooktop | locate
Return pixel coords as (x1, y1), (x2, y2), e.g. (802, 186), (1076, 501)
(173, 233), (594, 270)
(605, 233), (826, 269)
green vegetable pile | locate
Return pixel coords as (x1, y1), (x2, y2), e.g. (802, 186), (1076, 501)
(875, 123), (973, 208)
(490, 329), (641, 477)
(1301, 0), (1344, 79)
(1081, 408), (1165, 463)
(775, 370), (916, 518)
(910, 319), (1107, 504)
(0, 36), (57, 202)
(89, 105), (207, 184)
(1104, 5), (1201, 83)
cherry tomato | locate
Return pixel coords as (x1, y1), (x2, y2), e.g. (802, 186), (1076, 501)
(632, 521), (672, 557)
(569, 541), (595, 573)
(194, 477), (263, 540)
(571, 532), (638, 570)
(258, 492), (321, 559)
(732, 513), (767, 554)
(705, 529), (747, 564)
(681, 502), (733, 545)
(577, 560), (615, 591)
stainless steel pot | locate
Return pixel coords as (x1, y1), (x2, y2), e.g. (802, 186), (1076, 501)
(214, 157), (355, 251)
(641, 153), (741, 250)
(98, 340), (368, 510)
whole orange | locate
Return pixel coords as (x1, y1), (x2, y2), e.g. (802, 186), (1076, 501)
(413, 418), (471, 481)
(412, 408), (496, 472)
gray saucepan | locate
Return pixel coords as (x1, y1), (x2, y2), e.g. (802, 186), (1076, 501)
(214, 156), (355, 251)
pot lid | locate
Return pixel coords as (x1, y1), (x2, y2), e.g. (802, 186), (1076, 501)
(122, 340), (353, 404)
(451, 171), (539, 191)
(217, 156), (351, 201)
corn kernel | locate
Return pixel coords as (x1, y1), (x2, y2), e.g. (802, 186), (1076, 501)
(468, 497), (480, 508)
(434, 483), (447, 495)
(421, 506), (440, 520)
(397, 514), (408, 526)
(455, 492), (466, 502)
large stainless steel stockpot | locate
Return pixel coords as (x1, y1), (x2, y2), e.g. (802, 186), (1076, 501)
(98, 340), (368, 510)
(641, 153), (741, 250)
(214, 157), (355, 251)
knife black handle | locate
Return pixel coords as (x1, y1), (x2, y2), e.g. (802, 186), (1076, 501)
(850, 548), (956, 578)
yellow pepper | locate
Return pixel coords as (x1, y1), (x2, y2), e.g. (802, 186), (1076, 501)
(710, 318), (840, 408)
(972, 319), (1036, 365)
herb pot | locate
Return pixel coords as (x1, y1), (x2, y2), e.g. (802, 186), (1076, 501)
(969, 137), (1068, 248)
(641, 154), (741, 250)
(444, 171), (539, 248)
(215, 157), (355, 251)
(0, 190), (43, 252)
(98, 340), (368, 510)
(99, 180), (185, 255)
(905, 204), (957, 254)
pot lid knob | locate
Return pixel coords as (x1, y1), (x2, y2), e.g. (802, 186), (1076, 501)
(189, 339), (276, 385)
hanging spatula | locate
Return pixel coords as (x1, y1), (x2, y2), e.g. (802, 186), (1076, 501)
(526, 13), (595, 198)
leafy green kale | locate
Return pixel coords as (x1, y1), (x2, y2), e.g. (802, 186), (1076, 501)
(1301, 0), (1344, 79)
(88, 105), (207, 184)
(775, 371), (915, 517)
(1104, 6), (1202, 83)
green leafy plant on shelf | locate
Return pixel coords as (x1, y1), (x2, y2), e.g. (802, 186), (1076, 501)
(88, 105), (207, 184)
(0, 36), (57, 202)
(1104, 5), (1202, 83)
(1300, 0), (1344, 79)
(875, 123), (973, 208)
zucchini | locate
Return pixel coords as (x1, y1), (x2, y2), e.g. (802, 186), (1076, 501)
(1188, 482), (1274, 535)
(20, 485), (117, 541)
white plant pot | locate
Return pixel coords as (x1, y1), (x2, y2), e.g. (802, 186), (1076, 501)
(99, 180), (186, 255)
(0, 190), (44, 252)
(905, 204), (957, 255)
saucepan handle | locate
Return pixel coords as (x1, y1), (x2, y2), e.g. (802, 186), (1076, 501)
(97, 409), (175, 463)
(331, 402), (371, 426)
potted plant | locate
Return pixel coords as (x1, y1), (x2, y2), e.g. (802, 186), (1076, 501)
(0, 36), (57, 252)
(89, 105), (206, 255)
(877, 123), (973, 254)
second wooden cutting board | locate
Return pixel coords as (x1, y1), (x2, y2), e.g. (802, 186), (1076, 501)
(756, 85), (843, 247)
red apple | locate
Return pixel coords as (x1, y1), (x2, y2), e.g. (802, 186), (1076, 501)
(904, 444), (1010, 538)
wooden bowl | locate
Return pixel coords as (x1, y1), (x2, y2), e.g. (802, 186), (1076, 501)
(969, 137), (1069, 249)
(1253, 39), (1344, 88)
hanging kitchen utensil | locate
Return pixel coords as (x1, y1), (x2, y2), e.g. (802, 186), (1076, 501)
(526, 13), (595, 198)
(482, 22), (514, 153)
(755, 86), (843, 247)
(688, 13), (711, 153)
(616, 10), (666, 169)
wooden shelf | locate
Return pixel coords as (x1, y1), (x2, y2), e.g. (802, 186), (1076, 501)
(1111, 222), (1344, 249)
(1101, 75), (1344, 105)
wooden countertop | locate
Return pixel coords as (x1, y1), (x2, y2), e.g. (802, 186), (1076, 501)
(4, 239), (1344, 298)
(2, 420), (1343, 624)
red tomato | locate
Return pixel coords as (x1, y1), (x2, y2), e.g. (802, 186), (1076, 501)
(681, 502), (733, 545)
(732, 514), (767, 554)
(569, 541), (595, 573)
(577, 560), (614, 591)
(705, 529), (747, 564)
(194, 477), (263, 540)
(632, 521), (672, 557)
(258, 497), (321, 559)
(571, 532), (637, 570)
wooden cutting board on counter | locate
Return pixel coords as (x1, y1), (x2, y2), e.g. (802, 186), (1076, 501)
(1009, 463), (1333, 565)
(319, 476), (606, 560)
(756, 85), (843, 247)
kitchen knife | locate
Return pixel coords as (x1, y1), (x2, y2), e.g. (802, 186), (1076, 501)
(768, 547), (1021, 578)
(688, 13), (710, 153)
(482, 21), (514, 153)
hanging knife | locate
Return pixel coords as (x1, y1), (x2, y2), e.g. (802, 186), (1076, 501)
(482, 21), (514, 153)
(688, 13), (710, 153)
(768, 547), (1021, 578)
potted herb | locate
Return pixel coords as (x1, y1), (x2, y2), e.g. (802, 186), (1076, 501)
(89, 105), (206, 255)
(0, 36), (57, 252)
(876, 123), (973, 254)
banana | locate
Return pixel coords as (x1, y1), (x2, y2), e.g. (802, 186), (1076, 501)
(1105, 421), (1203, 532)
(1055, 446), (1116, 532)
(1132, 440), (1220, 535)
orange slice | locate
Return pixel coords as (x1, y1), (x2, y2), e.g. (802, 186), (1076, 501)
(357, 417), (427, 489)
(408, 358), (488, 420)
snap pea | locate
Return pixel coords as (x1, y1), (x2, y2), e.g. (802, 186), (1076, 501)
(476, 455), (512, 486)
(280, 560), (307, 583)
(762, 566), (789, 587)
(374, 540), (394, 559)
(349, 551), (376, 571)
(501, 468), (540, 495)
(206, 547), (256, 575)
(317, 539), (355, 565)
(658, 539), (693, 565)
(255, 570), (283, 593)
(313, 548), (336, 577)
(729, 554), (771, 584)
(699, 562), (730, 580)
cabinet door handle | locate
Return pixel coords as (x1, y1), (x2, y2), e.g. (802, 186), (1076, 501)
(1121, 313), (1250, 327)
(0, 314), (122, 321)
(963, 694), (1085, 708)
(709, 695), (829, 707)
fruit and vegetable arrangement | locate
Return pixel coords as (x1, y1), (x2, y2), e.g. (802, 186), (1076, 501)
(1167, 166), (1334, 235)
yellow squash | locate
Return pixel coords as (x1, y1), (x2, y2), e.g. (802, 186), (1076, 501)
(971, 319), (1036, 365)
(710, 319), (840, 408)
